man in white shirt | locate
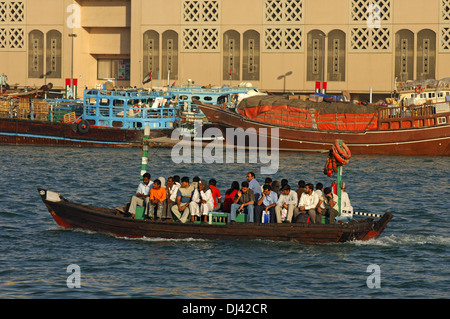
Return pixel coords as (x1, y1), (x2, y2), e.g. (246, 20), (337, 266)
(294, 183), (319, 223)
(127, 172), (153, 217)
(340, 181), (353, 216)
(166, 175), (181, 220)
(275, 184), (298, 223)
(317, 187), (339, 224)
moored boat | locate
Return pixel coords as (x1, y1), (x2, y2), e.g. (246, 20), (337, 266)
(38, 188), (392, 244)
(0, 89), (179, 147)
(197, 92), (450, 156)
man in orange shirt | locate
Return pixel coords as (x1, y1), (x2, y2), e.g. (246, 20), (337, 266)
(148, 179), (166, 221)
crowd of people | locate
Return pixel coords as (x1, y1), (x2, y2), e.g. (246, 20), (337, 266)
(120, 171), (352, 225)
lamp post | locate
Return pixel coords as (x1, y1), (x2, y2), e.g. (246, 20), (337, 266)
(68, 33), (77, 99)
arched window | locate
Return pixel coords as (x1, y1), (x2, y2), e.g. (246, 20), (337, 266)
(143, 30), (159, 82)
(307, 30), (325, 82)
(417, 29), (436, 81)
(395, 29), (414, 82)
(327, 30), (346, 82)
(46, 30), (62, 78)
(243, 30), (260, 81)
(223, 30), (240, 81)
(28, 30), (44, 78)
(162, 30), (178, 81)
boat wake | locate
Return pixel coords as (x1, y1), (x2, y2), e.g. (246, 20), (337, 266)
(349, 234), (450, 247)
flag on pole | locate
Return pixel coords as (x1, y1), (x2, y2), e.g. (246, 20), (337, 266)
(143, 71), (152, 84)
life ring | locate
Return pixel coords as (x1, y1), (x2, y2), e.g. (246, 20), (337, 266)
(77, 120), (90, 134)
(334, 140), (351, 159)
(415, 85), (424, 94)
(332, 145), (349, 165)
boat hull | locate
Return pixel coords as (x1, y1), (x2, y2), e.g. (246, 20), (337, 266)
(39, 189), (392, 244)
(197, 103), (450, 156)
(0, 118), (173, 147)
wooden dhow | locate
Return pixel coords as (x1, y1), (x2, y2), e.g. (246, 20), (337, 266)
(38, 188), (392, 244)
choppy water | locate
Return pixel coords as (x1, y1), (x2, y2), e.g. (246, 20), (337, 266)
(0, 145), (449, 299)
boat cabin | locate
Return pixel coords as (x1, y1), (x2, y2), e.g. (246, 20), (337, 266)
(167, 84), (259, 123)
(82, 89), (180, 129)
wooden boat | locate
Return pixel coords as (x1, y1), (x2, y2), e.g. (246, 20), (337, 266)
(38, 188), (393, 244)
(196, 80), (450, 155)
(0, 89), (179, 147)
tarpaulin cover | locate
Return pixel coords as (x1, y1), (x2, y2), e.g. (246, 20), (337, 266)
(238, 95), (379, 130)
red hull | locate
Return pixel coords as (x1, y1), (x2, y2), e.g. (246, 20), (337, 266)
(0, 118), (173, 147)
(198, 103), (450, 156)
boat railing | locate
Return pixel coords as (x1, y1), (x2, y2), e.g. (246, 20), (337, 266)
(83, 103), (179, 129)
(84, 89), (169, 99)
(377, 102), (449, 129)
(378, 103), (439, 120)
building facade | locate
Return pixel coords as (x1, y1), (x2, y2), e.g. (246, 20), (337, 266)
(1, 0), (450, 95)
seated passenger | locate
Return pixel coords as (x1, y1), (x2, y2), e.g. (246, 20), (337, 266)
(229, 181), (255, 223)
(294, 183), (319, 224)
(340, 181), (353, 216)
(208, 179), (222, 212)
(246, 172), (261, 200)
(165, 175), (180, 220)
(127, 172), (153, 217)
(222, 181), (239, 213)
(148, 179), (166, 220)
(295, 180), (306, 205)
(199, 180), (215, 222)
(275, 184), (298, 223)
(317, 187), (339, 224)
(171, 176), (195, 223)
(255, 185), (278, 224)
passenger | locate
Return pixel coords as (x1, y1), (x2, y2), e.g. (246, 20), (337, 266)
(254, 185), (278, 224)
(275, 184), (298, 223)
(171, 176), (195, 223)
(166, 175), (181, 220)
(199, 180), (215, 222)
(315, 183), (323, 198)
(271, 180), (281, 196)
(148, 179), (166, 221)
(317, 187), (339, 224)
(229, 181), (255, 224)
(208, 179), (222, 211)
(340, 181), (353, 216)
(127, 172), (153, 217)
(294, 183), (319, 223)
(281, 179), (289, 189)
(192, 176), (200, 189)
(189, 182), (201, 222)
(222, 181), (239, 213)
(246, 172), (261, 200)
(295, 180), (305, 205)
(314, 183), (325, 212)
(162, 176), (174, 220)
(261, 177), (272, 192)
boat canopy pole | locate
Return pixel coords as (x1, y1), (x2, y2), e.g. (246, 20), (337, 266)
(336, 140), (343, 215)
(140, 126), (150, 180)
